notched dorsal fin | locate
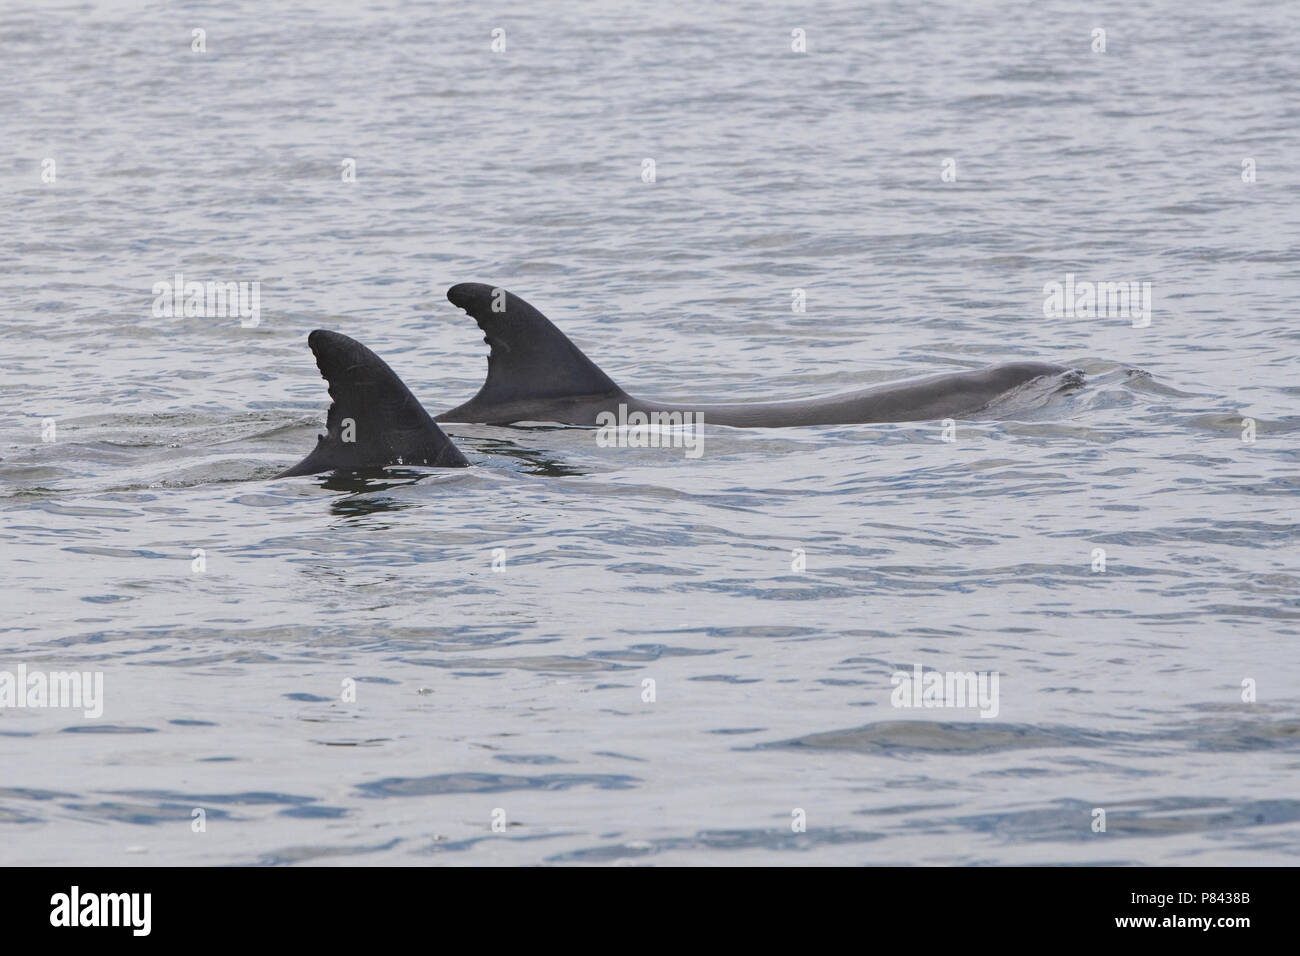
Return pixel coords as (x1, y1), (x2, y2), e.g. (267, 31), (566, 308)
(439, 283), (623, 420)
(278, 329), (469, 477)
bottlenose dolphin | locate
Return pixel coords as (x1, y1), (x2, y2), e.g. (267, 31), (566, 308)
(279, 330), (469, 477)
(436, 284), (1083, 427)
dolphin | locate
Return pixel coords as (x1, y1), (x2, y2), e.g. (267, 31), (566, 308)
(436, 284), (1083, 427)
(278, 329), (469, 477)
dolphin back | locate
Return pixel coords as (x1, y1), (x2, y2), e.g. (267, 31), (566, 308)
(434, 283), (1083, 427)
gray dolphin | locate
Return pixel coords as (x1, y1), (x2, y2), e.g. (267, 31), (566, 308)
(436, 284), (1083, 427)
(279, 330), (468, 477)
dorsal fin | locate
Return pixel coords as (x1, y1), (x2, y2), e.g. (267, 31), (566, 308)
(438, 283), (623, 421)
(278, 330), (469, 476)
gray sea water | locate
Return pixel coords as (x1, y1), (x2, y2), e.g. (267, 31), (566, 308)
(2, 0), (1299, 866)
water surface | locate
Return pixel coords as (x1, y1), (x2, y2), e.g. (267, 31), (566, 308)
(2, 0), (1298, 865)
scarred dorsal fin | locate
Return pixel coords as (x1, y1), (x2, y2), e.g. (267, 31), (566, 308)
(437, 283), (624, 422)
(278, 330), (468, 476)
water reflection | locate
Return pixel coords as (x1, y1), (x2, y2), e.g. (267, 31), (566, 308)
(461, 432), (586, 478)
(315, 469), (428, 518)
(315, 468), (432, 492)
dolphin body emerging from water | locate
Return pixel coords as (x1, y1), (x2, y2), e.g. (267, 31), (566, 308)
(278, 330), (468, 477)
(436, 284), (1083, 427)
